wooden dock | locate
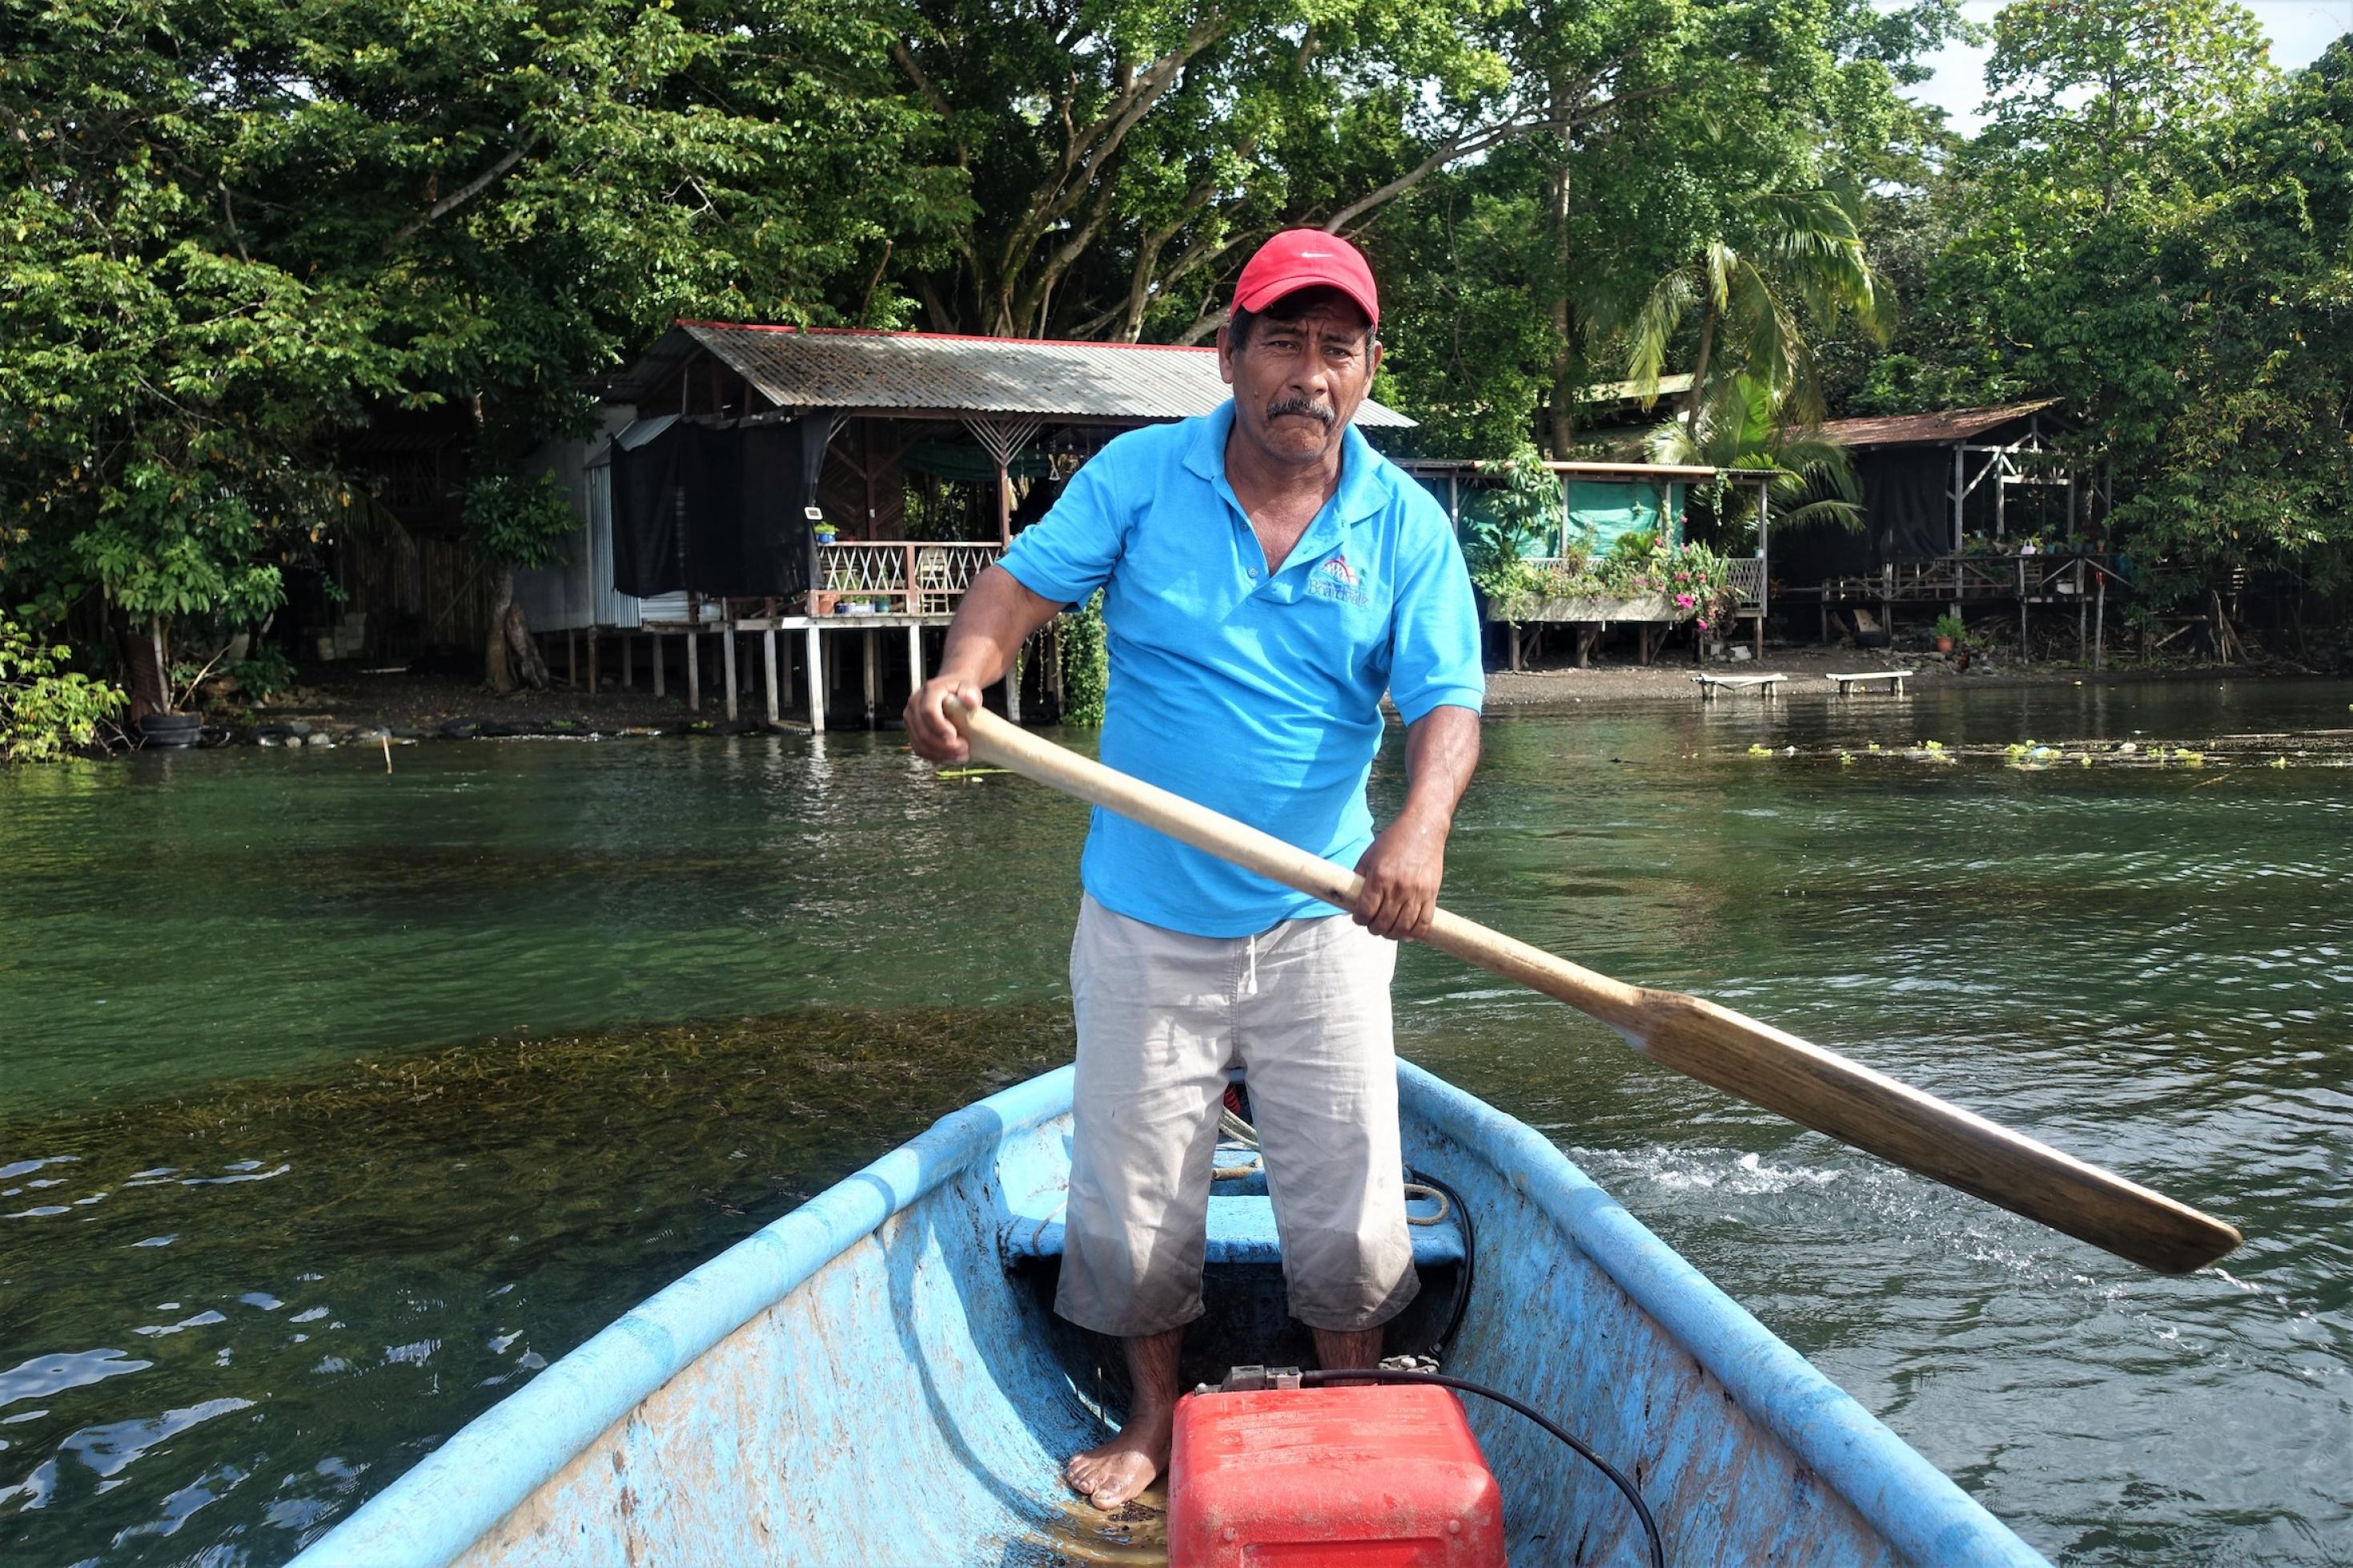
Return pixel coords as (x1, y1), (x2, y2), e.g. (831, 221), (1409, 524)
(1692, 674), (1787, 700)
(1825, 670), (1915, 696)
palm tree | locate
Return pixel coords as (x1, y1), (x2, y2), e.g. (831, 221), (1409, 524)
(1624, 180), (1891, 434)
(1647, 375), (1863, 544)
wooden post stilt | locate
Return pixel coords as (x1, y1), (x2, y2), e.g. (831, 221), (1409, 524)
(2078, 566), (2088, 665)
(588, 632), (599, 695)
(763, 630), (780, 724)
(686, 632), (701, 712)
(2094, 574), (2106, 671)
(805, 623), (825, 732)
(861, 628), (878, 727)
(622, 634), (633, 689)
(652, 634), (665, 697)
(722, 628), (739, 721)
(567, 629), (578, 688)
(1006, 636), (1023, 722)
(906, 621), (924, 691)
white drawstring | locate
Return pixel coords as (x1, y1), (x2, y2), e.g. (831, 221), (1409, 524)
(1244, 929), (1260, 996)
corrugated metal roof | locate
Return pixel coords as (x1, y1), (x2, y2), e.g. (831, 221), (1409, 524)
(1579, 372), (1695, 404)
(613, 322), (1414, 427)
(1817, 399), (2060, 450)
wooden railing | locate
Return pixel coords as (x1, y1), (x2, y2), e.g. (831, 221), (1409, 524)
(817, 540), (1002, 615)
(1726, 556), (1765, 608)
(1821, 553), (2110, 604)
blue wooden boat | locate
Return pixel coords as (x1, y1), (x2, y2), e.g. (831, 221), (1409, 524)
(294, 1062), (2050, 1566)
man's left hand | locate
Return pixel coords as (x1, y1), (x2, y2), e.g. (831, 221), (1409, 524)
(1352, 813), (1448, 941)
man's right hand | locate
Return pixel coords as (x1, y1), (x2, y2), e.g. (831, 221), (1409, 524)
(905, 673), (988, 763)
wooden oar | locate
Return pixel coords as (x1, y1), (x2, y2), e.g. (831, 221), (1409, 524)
(942, 698), (2241, 1274)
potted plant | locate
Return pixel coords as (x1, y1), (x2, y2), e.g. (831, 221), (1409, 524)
(811, 518), (839, 545)
(1933, 610), (1966, 655)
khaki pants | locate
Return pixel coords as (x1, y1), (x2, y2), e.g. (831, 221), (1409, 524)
(1055, 894), (1417, 1337)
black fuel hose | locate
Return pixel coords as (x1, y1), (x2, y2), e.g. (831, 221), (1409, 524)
(1295, 1366), (1667, 1568)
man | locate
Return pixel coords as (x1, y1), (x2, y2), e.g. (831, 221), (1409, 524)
(905, 230), (1484, 1510)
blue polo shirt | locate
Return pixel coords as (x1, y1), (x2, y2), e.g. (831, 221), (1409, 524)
(998, 400), (1484, 937)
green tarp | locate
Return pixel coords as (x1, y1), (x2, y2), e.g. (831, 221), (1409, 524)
(1566, 478), (1682, 553)
(1421, 472), (1685, 557)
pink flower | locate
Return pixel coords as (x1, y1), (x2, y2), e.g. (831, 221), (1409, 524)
(1674, 592), (1695, 608)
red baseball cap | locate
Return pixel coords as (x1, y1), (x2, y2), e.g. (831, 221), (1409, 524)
(1231, 230), (1379, 329)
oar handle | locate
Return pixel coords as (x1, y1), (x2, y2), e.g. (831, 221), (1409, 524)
(942, 698), (2242, 1275)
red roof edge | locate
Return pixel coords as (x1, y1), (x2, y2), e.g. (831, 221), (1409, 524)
(673, 320), (1218, 355)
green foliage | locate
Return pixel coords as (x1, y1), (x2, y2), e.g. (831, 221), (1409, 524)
(1, 0), (942, 650)
(0, 615), (123, 762)
(1933, 610), (1966, 642)
(230, 647), (299, 704)
(1648, 373), (1863, 543)
(1457, 449), (1563, 600)
(1849, 0), (2349, 602)
(465, 474), (576, 572)
(1059, 592), (1110, 728)
(1497, 539), (1742, 630)
(1624, 179), (1893, 427)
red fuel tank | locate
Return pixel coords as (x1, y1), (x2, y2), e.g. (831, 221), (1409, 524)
(1167, 1382), (1506, 1566)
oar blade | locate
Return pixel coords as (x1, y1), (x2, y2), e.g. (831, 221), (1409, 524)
(1633, 993), (2242, 1274)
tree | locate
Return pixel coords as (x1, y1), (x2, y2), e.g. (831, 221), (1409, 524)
(1904, 0), (2340, 608)
(2103, 41), (2353, 602)
(1645, 373), (1864, 547)
(1982, 0), (2275, 212)
(1, 0), (945, 698)
(1624, 178), (1893, 436)
(881, 0), (1597, 343)
(1371, 0), (1958, 455)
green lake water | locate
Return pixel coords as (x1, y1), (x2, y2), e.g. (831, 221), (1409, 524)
(3, 678), (2349, 1565)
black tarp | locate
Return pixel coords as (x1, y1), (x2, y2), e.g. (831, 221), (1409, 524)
(1861, 449), (1952, 563)
(612, 416), (829, 598)
(1769, 448), (1953, 584)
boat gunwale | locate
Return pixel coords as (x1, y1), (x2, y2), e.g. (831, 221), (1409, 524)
(289, 1065), (1082, 1568)
(1397, 1058), (2047, 1566)
(295, 1060), (2048, 1567)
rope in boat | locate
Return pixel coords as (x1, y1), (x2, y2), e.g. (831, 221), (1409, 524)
(1296, 1368), (1668, 1568)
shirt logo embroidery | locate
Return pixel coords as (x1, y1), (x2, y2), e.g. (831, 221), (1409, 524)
(1307, 553), (1368, 606)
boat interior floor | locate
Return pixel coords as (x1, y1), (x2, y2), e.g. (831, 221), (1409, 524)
(998, 1144), (1473, 1562)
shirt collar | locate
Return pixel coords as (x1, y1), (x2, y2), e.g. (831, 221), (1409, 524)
(1185, 399), (1388, 527)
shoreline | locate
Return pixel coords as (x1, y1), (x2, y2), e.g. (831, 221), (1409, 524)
(110, 651), (2341, 752)
(1482, 647), (2336, 709)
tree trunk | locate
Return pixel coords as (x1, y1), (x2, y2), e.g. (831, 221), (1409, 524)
(118, 608), (168, 722)
(486, 566), (517, 692)
(504, 601), (549, 690)
(1544, 83), (1576, 459)
(1681, 294), (1719, 438)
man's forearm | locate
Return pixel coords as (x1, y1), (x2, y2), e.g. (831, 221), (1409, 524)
(936, 565), (1062, 686)
(1396, 704), (1481, 832)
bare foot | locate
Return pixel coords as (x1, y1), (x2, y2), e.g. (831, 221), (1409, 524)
(1065, 1403), (1173, 1510)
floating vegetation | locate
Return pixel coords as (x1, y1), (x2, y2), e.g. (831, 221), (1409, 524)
(1733, 729), (2353, 771)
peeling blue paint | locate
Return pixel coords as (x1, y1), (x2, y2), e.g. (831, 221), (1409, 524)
(294, 1063), (2050, 1567)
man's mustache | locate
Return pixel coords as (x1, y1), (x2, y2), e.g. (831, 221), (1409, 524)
(1267, 396), (1335, 427)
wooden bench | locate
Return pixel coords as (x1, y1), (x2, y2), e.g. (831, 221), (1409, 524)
(1692, 674), (1788, 701)
(1825, 670), (1915, 696)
